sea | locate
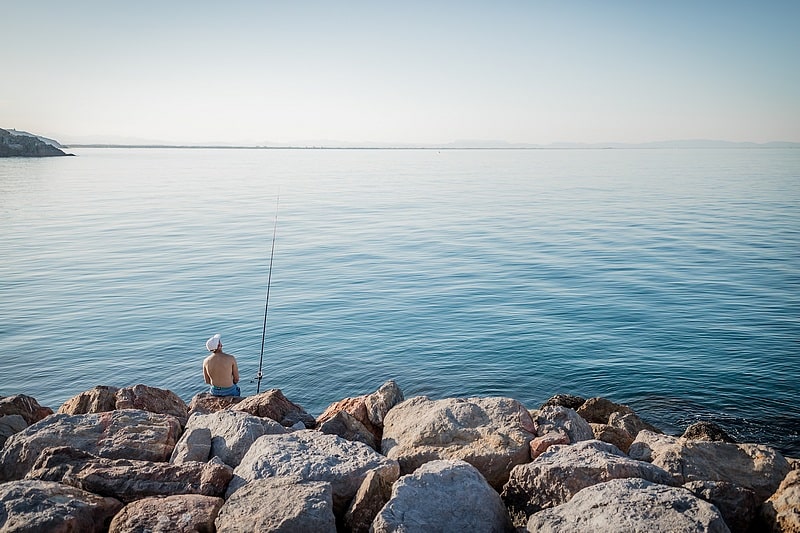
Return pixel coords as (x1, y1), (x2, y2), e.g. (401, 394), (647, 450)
(1, 147), (799, 456)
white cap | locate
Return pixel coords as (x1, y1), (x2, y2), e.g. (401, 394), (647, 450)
(206, 334), (221, 351)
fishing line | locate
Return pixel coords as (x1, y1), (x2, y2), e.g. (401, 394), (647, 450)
(256, 194), (279, 394)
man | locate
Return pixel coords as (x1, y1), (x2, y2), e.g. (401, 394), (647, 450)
(203, 333), (241, 396)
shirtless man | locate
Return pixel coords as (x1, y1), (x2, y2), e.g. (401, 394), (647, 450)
(203, 334), (241, 396)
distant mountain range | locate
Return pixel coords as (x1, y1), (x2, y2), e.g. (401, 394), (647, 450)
(0, 129), (71, 157)
(64, 137), (800, 149)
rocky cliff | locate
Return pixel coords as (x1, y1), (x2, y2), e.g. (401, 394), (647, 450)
(0, 128), (70, 157)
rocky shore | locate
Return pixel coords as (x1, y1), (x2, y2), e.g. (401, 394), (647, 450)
(0, 128), (70, 157)
(1, 382), (797, 532)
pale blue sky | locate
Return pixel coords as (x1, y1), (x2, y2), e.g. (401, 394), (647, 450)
(2, 1), (798, 145)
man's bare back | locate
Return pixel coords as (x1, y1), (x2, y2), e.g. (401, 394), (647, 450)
(203, 352), (239, 388)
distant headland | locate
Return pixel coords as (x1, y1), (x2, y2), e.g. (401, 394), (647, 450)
(0, 128), (72, 157)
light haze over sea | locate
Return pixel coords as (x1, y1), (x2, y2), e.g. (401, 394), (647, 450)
(2, 147), (799, 455)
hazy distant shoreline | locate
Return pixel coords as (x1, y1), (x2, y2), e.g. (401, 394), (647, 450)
(65, 142), (800, 150)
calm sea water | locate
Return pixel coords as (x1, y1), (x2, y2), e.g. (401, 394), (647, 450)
(2, 147), (798, 455)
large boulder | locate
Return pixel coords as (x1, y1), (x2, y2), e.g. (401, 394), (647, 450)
(0, 409), (181, 481)
(0, 394), (53, 425)
(0, 479), (123, 533)
(317, 380), (405, 443)
(344, 468), (396, 533)
(233, 389), (315, 428)
(170, 427), (212, 464)
(575, 397), (634, 424)
(115, 384), (189, 426)
(26, 446), (233, 503)
(381, 396), (536, 490)
(540, 394), (586, 410)
(525, 478), (731, 533)
(0, 415), (27, 448)
(534, 405), (593, 443)
(215, 477), (336, 533)
(227, 430), (399, 514)
(317, 410), (379, 450)
(372, 460), (513, 533)
(171, 410), (286, 467)
(109, 494), (224, 533)
(188, 392), (244, 415)
(761, 469), (800, 533)
(501, 439), (676, 527)
(682, 421), (736, 443)
(607, 410), (661, 437)
(57, 385), (119, 415)
(590, 423), (634, 454)
(684, 480), (758, 533)
(629, 430), (791, 501)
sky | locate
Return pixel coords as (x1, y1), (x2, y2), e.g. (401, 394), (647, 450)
(2, 1), (799, 145)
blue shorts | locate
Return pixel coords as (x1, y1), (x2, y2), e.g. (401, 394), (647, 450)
(210, 384), (241, 397)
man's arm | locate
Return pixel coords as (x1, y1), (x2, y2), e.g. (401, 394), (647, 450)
(232, 358), (240, 384)
(203, 361), (211, 384)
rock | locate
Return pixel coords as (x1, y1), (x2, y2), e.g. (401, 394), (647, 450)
(629, 430), (791, 501)
(761, 469), (800, 533)
(0, 128), (70, 157)
(540, 393), (586, 410)
(684, 480), (758, 533)
(575, 397), (634, 424)
(501, 439), (676, 527)
(170, 427), (212, 463)
(317, 396), (380, 441)
(372, 460), (513, 533)
(57, 385), (119, 415)
(26, 446), (233, 503)
(216, 477), (336, 533)
(344, 467), (396, 533)
(628, 429), (680, 463)
(172, 410), (286, 468)
(0, 479), (122, 532)
(682, 421), (736, 443)
(109, 494), (224, 533)
(227, 430), (399, 515)
(317, 410), (379, 450)
(364, 380), (405, 429)
(534, 405), (594, 443)
(233, 389), (315, 428)
(0, 415), (27, 448)
(608, 410), (661, 437)
(381, 396), (536, 490)
(590, 423), (634, 454)
(525, 478), (731, 533)
(188, 392), (244, 415)
(115, 384), (189, 426)
(0, 394), (54, 425)
(529, 430), (570, 460)
(0, 409), (181, 481)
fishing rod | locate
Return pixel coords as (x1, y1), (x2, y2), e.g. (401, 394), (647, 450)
(256, 195), (279, 394)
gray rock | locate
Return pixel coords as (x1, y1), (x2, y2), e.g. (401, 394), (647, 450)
(317, 409), (379, 450)
(233, 388), (315, 428)
(575, 396), (633, 424)
(684, 480), (758, 533)
(760, 469), (800, 533)
(364, 379), (404, 429)
(608, 410), (661, 437)
(0, 479), (123, 532)
(501, 439), (676, 527)
(228, 430), (399, 514)
(216, 477), (336, 533)
(525, 478), (731, 533)
(344, 467), (396, 533)
(109, 494), (224, 533)
(0, 394), (53, 425)
(372, 460), (513, 533)
(188, 392), (244, 416)
(540, 394), (586, 410)
(172, 410), (286, 467)
(26, 446), (233, 503)
(381, 396), (536, 490)
(115, 384), (189, 426)
(0, 409), (181, 481)
(170, 427), (212, 463)
(682, 421), (736, 443)
(0, 415), (27, 448)
(629, 430), (790, 501)
(534, 405), (594, 443)
(57, 385), (119, 415)
(590, 423), (634, 454)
